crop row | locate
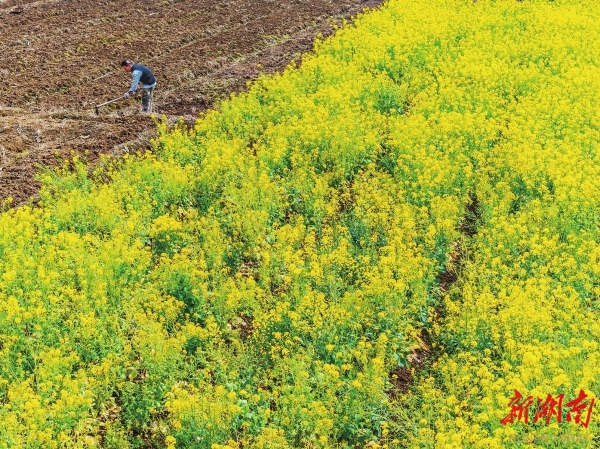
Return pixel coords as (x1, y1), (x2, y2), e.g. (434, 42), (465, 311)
(404, 1), (600, 448)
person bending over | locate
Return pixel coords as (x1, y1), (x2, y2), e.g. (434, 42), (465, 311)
(121, 60), (157, 113)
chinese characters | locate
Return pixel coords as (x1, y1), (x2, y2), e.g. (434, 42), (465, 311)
(500, 389), (595, 428)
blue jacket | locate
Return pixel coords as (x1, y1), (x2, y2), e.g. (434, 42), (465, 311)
(129, 64), (156, 92)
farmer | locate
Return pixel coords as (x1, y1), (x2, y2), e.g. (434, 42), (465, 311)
(121, 60), (156, 113)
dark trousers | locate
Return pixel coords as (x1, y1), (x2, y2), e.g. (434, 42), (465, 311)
(141, 86), (155, 113)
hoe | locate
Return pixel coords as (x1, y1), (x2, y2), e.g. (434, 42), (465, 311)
(94, 96), (123, 115)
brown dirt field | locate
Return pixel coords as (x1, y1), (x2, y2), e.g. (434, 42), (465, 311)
(0, 0), (384, 206)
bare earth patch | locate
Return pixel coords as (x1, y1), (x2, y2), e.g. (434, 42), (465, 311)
(0, 0), (383, 205)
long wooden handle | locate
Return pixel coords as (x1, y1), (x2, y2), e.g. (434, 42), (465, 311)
(96, 96), (122, 108)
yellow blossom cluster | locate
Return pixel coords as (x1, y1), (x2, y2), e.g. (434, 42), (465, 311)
(1, 0), (599, 448)
(397, 0), (600, 448)
(0, 0), (471, 446)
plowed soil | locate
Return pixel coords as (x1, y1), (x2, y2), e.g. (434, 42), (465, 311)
(0, 0), (383, 205)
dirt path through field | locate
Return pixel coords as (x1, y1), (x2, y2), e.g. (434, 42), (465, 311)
(0, 0), (383, 205)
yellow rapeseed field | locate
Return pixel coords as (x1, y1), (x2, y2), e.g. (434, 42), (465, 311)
(0, 0), (599, 448)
